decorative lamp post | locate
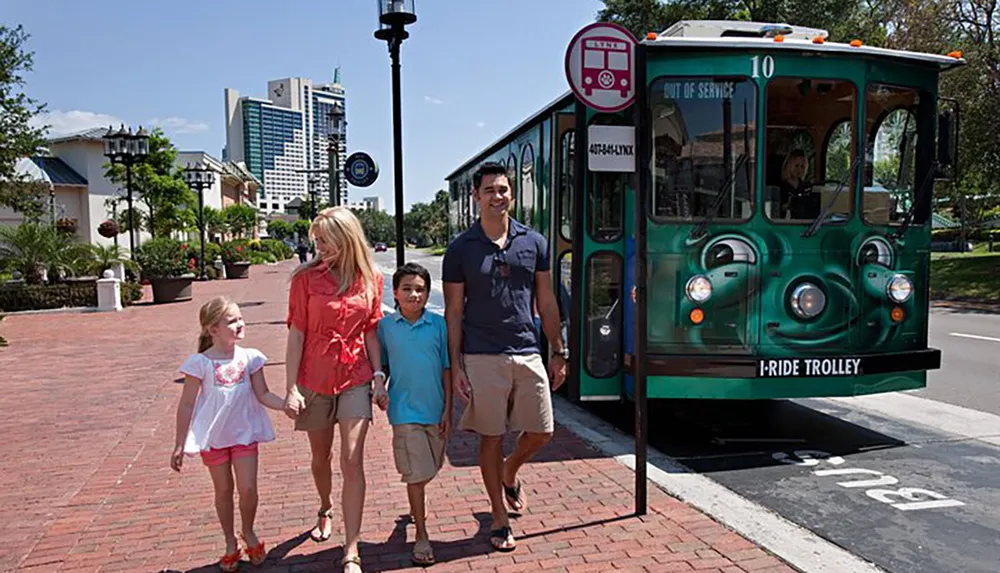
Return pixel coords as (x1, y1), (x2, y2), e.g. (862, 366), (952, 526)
(326, 102), (346, 208)
(102, 124), (150, 260)
(308, 174), (321, 219)
(374, 0), (416, 268)
(183, 162), (216, 281)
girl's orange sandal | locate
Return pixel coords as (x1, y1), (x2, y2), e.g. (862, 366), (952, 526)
(241, 534), (267, 566)
(219, 548), (242, 572)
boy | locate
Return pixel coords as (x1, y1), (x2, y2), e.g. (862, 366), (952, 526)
(376, 262), (452, 566)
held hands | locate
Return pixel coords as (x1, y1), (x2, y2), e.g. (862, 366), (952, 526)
(170, 446), (184, 472)
(453, 367), (472, 402)
(284, 386), (305, 420)
(439, 413), (452, 440)
(372, 375), (389, 411)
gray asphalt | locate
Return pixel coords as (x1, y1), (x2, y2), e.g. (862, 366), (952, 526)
(920, 309), (1000, 416)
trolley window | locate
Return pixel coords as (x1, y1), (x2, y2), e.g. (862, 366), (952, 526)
(521, 143), (536, 228)
(763, 78), (857, 223)
(649, 76), (756, 222)
(559, 131), (575, 241)
(863, 85), (926, 225)
(584, 252), (623, 378)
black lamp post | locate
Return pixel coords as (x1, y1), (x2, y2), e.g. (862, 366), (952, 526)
(375, 0), (416, 268)
(102, 124), (150, 261)
(327, 102), (346, 207)
(308, 174), (321, 219)
(183, 162), (216, 281)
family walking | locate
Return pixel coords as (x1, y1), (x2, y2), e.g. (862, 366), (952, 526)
(170, 161), (567, 571)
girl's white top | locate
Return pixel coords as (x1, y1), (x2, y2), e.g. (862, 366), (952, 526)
(179, 345), (275, 454)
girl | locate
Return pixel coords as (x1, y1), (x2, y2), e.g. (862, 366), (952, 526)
(171, 296), (285, 572)
(283, 207), (387, 573)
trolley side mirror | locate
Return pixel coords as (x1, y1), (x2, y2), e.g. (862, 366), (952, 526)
(936, 98), (960, 181)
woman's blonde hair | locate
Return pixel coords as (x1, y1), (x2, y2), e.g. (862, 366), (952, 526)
(291, 206), (378, 298)
(197, 296), (239, 353)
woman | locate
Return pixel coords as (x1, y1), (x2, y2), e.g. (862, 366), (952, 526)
(779, 149), (819, 220)
(283, 207), (388, 573)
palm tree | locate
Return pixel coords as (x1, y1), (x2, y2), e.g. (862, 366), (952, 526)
(88, 244), (136, 277)
(0, 223), (93, 284)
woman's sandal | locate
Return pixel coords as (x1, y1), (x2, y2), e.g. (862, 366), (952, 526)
(490, 526), (516, 552)
(219, 547), (242, 572)
(412, 539), (435, 566)
(240, 533), (266, 566)
(503, 480), (527, 512)
(341, 554), (362, 572)
(310, 508), (334, 542)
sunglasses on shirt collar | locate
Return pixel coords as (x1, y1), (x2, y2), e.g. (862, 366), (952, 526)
(492, 249), (510, 278)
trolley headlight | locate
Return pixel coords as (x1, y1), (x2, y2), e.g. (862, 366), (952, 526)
(790, 283), (826, 319)
(887, 274), (913, 303)
(685, 275), (712, 303)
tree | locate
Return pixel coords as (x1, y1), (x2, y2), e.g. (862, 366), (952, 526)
(267, 219), (293, 240)
(353, 208), (395, 244)
(104, 129), (195, 238)
(0, 25), (47, 218)
(221, 204), (257, 238)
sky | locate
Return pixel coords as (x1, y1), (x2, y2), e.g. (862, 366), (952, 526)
(6, 0), (606, 210)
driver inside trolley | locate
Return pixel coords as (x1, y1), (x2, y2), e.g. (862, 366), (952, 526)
(776, 149), (820, 219)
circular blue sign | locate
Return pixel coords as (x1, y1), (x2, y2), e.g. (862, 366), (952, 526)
(345, 152), (378, 187)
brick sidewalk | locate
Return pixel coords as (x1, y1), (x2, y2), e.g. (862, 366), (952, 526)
(0, 260), (796, 573)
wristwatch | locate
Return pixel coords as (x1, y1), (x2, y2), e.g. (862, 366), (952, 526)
(552, 348), (569, 360)
(373, 370), (386, 381)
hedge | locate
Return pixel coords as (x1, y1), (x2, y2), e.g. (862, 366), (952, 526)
(0, 280), (144, 312)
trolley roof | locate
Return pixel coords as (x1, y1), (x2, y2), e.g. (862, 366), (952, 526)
(649, 20), (966, 70)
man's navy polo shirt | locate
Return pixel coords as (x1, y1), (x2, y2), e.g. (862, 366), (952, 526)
(442, 218), (549, 355)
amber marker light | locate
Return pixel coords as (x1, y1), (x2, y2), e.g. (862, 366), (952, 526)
(890, 307), (905, 323)
(690, 308), (705, 324)
(647, 32), (657, 40)
(947, 50), (963, 59)
(812, 36), (825, 44)
(850, 39), (863, 47)
(774, 34), (785, 42)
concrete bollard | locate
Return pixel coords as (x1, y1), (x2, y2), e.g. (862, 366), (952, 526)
(214, 256), (226, 279)
(110, 262), (126, 281)
(96, 269), (122, 312)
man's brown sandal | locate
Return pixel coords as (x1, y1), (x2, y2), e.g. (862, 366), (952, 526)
(342, 554), (362, 572)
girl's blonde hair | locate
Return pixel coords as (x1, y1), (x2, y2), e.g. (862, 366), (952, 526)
(291, 207), (378, 298)
(197, 296), (239, 353)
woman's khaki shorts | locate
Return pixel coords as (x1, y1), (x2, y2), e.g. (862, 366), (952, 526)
(294, 382), (372, 432)
(459, 353), (554, 436)
(392, 423), (445, 484)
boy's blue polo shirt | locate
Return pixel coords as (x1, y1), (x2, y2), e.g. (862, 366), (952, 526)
(376, 310), (450, 426)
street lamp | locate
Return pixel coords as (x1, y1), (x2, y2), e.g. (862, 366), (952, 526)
(102, 124), (150, 260)
(327, 102), (346, 207)
(374, 0), (416, 268)
(183, 162), (216, 281)
(308, 174), (321, 219)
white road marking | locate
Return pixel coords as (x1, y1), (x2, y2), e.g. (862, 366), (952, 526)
(551, 396), (885, 573)
(949, 332), (1000, 343)
(817, 393), (1000, 448)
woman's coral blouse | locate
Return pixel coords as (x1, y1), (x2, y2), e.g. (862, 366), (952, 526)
(287, 264), (383, 396)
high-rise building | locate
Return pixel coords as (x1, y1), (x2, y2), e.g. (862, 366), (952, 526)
(224, 70), (347, 215)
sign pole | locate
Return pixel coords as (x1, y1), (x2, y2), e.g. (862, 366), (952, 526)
(633, 41), (648, 517)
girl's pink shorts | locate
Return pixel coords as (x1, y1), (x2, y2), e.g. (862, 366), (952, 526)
(199, 442), (259, 466)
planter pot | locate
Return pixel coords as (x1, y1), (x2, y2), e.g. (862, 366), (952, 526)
(224, 261), (251, 280)
(150, 275), (194, 304)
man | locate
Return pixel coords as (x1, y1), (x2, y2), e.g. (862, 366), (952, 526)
(442, 161), (568, 552)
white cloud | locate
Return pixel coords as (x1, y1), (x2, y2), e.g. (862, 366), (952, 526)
(476, 121), (485, 128)
(147, 117), (209, 135)
(424, 95), (444, 105)
(30, 110), (124, 137)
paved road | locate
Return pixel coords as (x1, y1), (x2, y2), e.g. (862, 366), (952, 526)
(921, 308), (1000, 416)
(373, 250), (446, 312)
(387, 247), (1000, 572)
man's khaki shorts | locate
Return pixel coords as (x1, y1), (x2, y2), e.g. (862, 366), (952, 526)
(294, 382), (372, 432)
(459, 353), (554, 436)
(392, 423), (445, 484)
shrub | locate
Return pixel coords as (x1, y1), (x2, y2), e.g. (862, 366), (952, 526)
(182, 241), (223, 268)
(121, 281), (144, 305)
(134, 237), (189, 279)
(259, 238), (293, 260)
(248, 251), (276, 265)
(0, 282), (97, 312)
(221, 240), (250, 264)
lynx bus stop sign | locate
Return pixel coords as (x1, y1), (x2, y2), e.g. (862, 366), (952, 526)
(345, 152), (378, 188)
(564, 22), (638, 112)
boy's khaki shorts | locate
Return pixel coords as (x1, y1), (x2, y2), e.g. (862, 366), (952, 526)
(392, 423), (445, 484)
(294, 382), (372, 432)
(459, 353), (555, 436)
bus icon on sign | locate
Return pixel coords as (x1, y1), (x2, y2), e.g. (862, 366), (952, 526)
(582, 37), (631, 97)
